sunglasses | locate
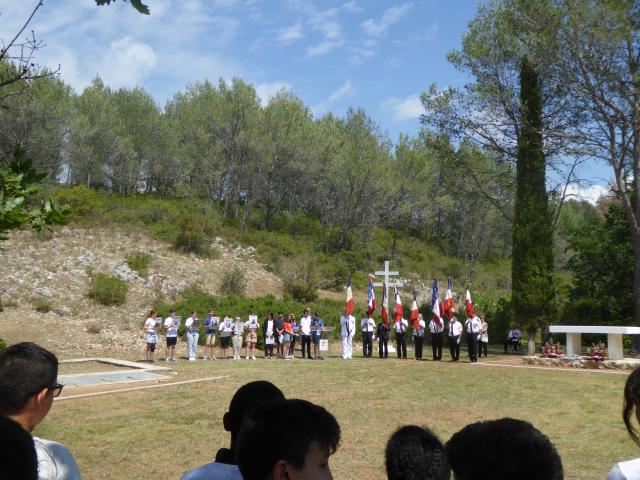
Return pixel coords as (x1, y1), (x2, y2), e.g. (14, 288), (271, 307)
(49, 383), (64, 398)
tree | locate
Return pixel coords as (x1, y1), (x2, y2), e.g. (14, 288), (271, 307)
(511, 57), (555, 355)
(95, 0), (150, 14)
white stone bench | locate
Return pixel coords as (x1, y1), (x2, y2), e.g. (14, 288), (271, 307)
(549, 325), (640, 360)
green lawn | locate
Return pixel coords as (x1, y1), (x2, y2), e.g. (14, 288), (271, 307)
(37, 350), (635, 480)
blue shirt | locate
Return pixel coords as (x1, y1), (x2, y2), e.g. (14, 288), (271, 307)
(312, 318), (324, 338)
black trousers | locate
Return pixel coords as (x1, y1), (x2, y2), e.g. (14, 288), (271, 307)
(478, 340), (487, 357)
(414, 335), (424, 359)
(265, 344), (273, 357)
(449, 336), (460, 361)
(431, 332), (443, 360)
(362, 332), (373, 357)
(467, 333), (478, 362)
(504, 339), (520, 353)
(396, 333), (407, 358)
(301, 335), (311, 358)
(379, 338), (388, 358)
(290, 336), (296, 356)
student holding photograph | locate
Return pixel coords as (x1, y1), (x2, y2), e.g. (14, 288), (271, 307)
(163, 310), (179, 362)
(220, 316), (233, 359)
(143, 309), (158, 362)
(245, 315), (259, 360)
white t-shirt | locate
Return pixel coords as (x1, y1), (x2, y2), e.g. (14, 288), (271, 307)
(34, 437), (81, 480)
(164, 317), (178, 337)
(606, 458), (640, 480)
(300, 315), (312, 335)
(448, 320), (463, 337)
(144, 317), (155, 334)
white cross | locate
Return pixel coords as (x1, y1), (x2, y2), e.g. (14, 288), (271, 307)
(372, 260), (403, 289)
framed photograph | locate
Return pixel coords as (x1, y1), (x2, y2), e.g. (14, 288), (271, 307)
(211, 316), (220, 326)
(173, 316), (182, 327)
(248, 314), (257, 323)
(154, 317), (163, 328)
(319, 339), (329, 352)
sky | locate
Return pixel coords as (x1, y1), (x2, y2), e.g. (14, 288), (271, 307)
(1, 0), (612, 202)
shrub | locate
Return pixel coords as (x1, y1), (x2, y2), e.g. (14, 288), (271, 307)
(32, 297), (53, 313)
(220, 266), (247, 296)
(54, 185), (99, 219)
(86, 322), (101, 334)
(87, 272), (128, 306)
(0, 338), (5, 350)
(283, 280), (318, 302)
(126, 251), (152, 276)
(174, 207), (216, 256)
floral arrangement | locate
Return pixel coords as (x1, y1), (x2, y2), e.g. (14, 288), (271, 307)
(541, 342), (564, 358)
(587, 342), (606, 361)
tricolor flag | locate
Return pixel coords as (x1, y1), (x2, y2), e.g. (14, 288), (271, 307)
(410, 290), (420, 329)
(444, 278), (455, 318)
(465, 288), (475, 318)
(431, 277), (442, 326)
(393, 285), (403, 322)
(345, 275), (354, 315)
(367, 275), (376, 316)
(381, 282), (389, 327)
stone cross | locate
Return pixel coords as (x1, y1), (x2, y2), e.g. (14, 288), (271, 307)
(372, 260), (403, 289)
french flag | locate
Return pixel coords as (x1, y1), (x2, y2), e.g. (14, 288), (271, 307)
(444, 278), (455, 318)
(393, 285), (403, 322)
(367, 275), (376, 316)
(410, 290), (420, 329)
(432, 277), (442, 326)
(465, 288), (475, 318)
(345, 275), (354, 315)
(381, 282), (389, 327)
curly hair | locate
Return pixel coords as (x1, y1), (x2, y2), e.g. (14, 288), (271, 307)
(385, 425), (450, 480)
(623, 366), (640, 446)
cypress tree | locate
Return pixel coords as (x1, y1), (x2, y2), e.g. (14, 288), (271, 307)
(511, 56), (555, 355)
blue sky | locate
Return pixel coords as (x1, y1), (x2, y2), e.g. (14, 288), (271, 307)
(1, 0), (611, 201)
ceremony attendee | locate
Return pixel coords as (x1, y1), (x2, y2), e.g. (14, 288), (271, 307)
(377, 320), (390, 358)
(478, 314), (489, 358)
(447, 316), (462, 361)
(281, 315), (293, 360)
(263, 313), (275, 359)
(143, 309), (158, 362)
(428, 315), (444, 361)
(290, 315), (299, 358)
(340, 311), (356, 359)
(203, 309), (219, 360)
(413, 313), (426, 361)
(446, 418), (563, 480)
(465, 314), (481, 363)
(181, 381), (285, 480)
(0, 342), (81, 480)
(232, 316), (245, 360)
(219, 316), (233, 359)
(300, 308), (313, 359)
(237, 398), (341, 480)
(185, 311), (200, 361)
(361, 313), (376, 358)
(504, 325), (522, 353)
(275, 313), (285, 359)
(606, 366), (640, 479)
(394, 317), (408, 359)
(245, 315), (259, 360)
(163, 310), (179, 362)
(311, 312), (324, 360)
(0, 415), (38, 480)
(385, 425), (450, 480)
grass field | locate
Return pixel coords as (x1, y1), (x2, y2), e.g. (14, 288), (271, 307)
(37, 347), (636, 480)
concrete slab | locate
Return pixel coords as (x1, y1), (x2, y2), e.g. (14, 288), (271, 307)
(59, 370), (169, 387)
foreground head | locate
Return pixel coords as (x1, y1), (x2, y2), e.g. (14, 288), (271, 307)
(237, 398), (341, 480)
(623, 366), (640, 445)
(385, 425), (449, 480)
(446, 418), (563, 480)
(0, 342), (59, 429)
(0, 415), (38, 480)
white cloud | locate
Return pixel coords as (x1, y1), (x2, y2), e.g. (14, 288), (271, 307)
(361, 3), (412, 37)
(255, 81), (292, 106)
(342, 1), (364, 13)
(307, 40), (341, 57)
(328, 79), (353, 102)
(382, 95), (423, 121)
(277, 23), (305, 43)
(419, 23), (438, 42)
(100, 36), (158, 89)
(563, 184), (609, 205)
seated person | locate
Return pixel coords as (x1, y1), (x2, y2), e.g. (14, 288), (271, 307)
(385, 425), (450, 480)
(446, 417), (563, 480)
(504, 326), (522, 353)
(237, 398), (341, 480)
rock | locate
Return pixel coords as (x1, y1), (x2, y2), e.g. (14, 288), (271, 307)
(33, 287), (53, 298)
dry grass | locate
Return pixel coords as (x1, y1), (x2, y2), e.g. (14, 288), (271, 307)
(36, 349), (635, 480)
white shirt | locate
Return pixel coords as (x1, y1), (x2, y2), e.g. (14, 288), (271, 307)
(144, 317), (155, 333)
(448, 319), (463, 337)
(606, 458), (640, 480)
(361, 317), (375, 332)
(300, 315), (312, 335)
(413, 319), (426, 337)
(164, 317), (178, 337)
(340, 315), (355, 337)
(429, 318), (444, 333)
(394, 318), (408, 333)
(465, 316), (481, 334)
(34, 437), (81, 480)
(480, 320), (489, 342)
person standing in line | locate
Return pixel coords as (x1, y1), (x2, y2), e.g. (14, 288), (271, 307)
(377, 320), (390, 358)
(219, 315), (233, 359)
(464, 314), (481, 363)
(232, 316), (245, 360)
(340, 311), (355, 359)
(263, 313), (275, 360)
(185, 311), (200, 361)
(478, 315), (489, 358)
(361, 313), (376, 358)
(394, 317), (408, 359)
(299, 308), (313, 359)
(413, 313), (426, 361)
(275, 313), (285, 359)
(163, 310), (179, 362)
(429, 315), (444, 361)
(311, 312), (324, 360)
(447, 315), (462, 361)
(143, 309), (158, 362)
(290, 315), (299, 358)
(203, 309), (219, 360)
(245, 315), (259, 360)
(282, 315), (293, 360)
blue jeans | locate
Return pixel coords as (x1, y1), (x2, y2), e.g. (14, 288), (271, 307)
(186, 331), (199, 359)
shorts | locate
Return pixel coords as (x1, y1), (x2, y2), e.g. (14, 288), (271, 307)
(205, 329), (216, 335)
(247, 331), (257, 343)
(282, 333), (291, 343)
(146, 332), (157, 344)
(220, 336), (231, 348)
(312, 335), (321, 345)
(166, 336), (177, 347)
(206, 333), (216, 344)
(146, 342), (156, 352)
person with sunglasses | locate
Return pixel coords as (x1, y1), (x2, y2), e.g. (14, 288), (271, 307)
(0, 342), (80, 480)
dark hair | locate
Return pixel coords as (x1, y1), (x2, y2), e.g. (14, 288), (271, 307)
(385, 425), (450, 480)
(226, 381), (284, 436)
(445, 418), (563, 480)
(0, 342), (58, 415)
(237, 398), (341, 480)
(0, 415), (38, 480)
(623, 366), (640, 445)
